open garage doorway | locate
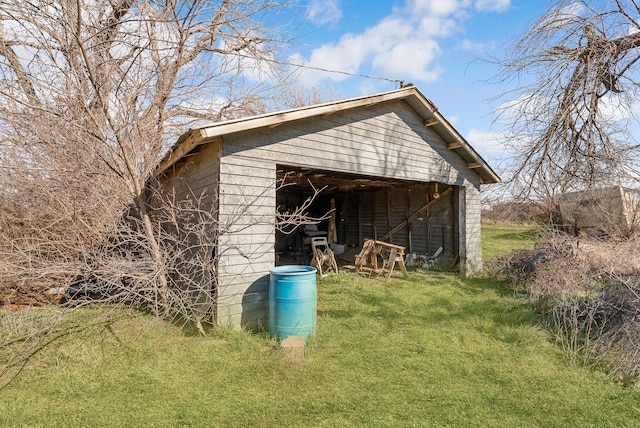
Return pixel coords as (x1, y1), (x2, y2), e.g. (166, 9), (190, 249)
(275, 164), (461, 270)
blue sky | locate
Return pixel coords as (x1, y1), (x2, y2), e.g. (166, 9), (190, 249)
(287, 0), (551, 165)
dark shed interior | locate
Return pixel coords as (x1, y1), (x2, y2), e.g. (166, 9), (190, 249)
(275, 165), (460, 269)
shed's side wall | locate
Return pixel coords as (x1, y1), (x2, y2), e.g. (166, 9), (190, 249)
(216, 100), (483, 328)
(158, 141), (221, 208)
(154, 141), (221, 318)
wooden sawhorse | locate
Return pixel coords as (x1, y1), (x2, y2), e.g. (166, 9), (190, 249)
(355, 239), (409, 279)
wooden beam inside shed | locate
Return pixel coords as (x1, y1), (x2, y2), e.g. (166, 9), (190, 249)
(380, 186), (453, 242)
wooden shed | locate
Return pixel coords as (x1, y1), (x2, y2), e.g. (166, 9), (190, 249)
(153, 85), (499, 328)
(557, 186), (640, 237)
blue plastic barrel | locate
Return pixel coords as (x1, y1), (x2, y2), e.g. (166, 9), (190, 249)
(268, 265), (317, 341)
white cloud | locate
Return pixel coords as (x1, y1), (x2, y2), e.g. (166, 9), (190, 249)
(292, 2), (463, 86)
(466, 128), (509, 161)
(599, 94), (640, 123)
(292, 0), (510, 87)
(497, 91), (640, 127)
(409, 0), (468, 16)
(474, 0), (510, 13)
(459, 38), (485, 52)
(305, 0), (342, 27)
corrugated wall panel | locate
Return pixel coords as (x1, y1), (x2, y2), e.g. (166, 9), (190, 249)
(346, 184), (460, 260)
(428, 190), (454, 264)
(346, 194), (360, 246)
(407, 186), (429, 254)
(358, 192), (374, 245)
(388, 188), (408, 250)
(374, 190), (388, 240)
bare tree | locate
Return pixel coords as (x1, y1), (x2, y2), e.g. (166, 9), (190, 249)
(0, 0), (292, 312)
(0, 1), (344, 386)
(491, 0), (640, 200)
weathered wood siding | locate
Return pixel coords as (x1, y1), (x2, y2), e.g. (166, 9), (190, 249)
(154, 141), (221, 318)
(158, 141), (221, 209)
(217, 156), (275, 329)
(461, 185), (482, 275)
(347, 184), (461, 265)
(217, 99), (483, 328)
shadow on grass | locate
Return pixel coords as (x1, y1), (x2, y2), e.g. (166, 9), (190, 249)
(174, 317), (215, 337)
(490, 229), (540, 242)
(433, 275), (541, 343)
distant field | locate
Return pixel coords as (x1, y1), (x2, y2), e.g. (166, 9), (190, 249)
(482, 223), (539, 260)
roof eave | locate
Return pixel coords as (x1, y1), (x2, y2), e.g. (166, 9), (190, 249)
(155, 86), (500, 184)
(405, 87), (500, 184)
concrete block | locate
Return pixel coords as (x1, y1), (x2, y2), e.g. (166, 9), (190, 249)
(280, 335), (305, 362)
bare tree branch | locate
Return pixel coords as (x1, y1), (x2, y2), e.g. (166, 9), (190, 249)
(489, 0), (640, 199)
(0, 0), (300, 377)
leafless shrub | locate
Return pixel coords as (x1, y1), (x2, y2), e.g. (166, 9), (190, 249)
(497, 229), (640, 385)
(482, 201), (552, 225)
(276, 175), (330, 234)
(0, 175), (326, 386)
(486, 249), (547, 291)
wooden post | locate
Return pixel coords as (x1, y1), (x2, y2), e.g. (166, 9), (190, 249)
(458, 186), (467, 276)
(372, 191), (377, 240)
(386, 189), (392, 240)
(406, 187), (411, 253)
(426, 185), (431, 254)
(450, 187), (455, 260)
(358, 193), (362, 245)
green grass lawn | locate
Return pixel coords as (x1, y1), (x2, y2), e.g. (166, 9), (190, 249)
(482, 223), (539, 260)
(2, 224), (640, 427)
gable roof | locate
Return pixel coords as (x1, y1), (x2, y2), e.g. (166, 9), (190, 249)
(156, 85), (500, 184)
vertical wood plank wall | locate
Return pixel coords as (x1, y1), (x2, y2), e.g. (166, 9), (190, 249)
(350, 185), (459, 263)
